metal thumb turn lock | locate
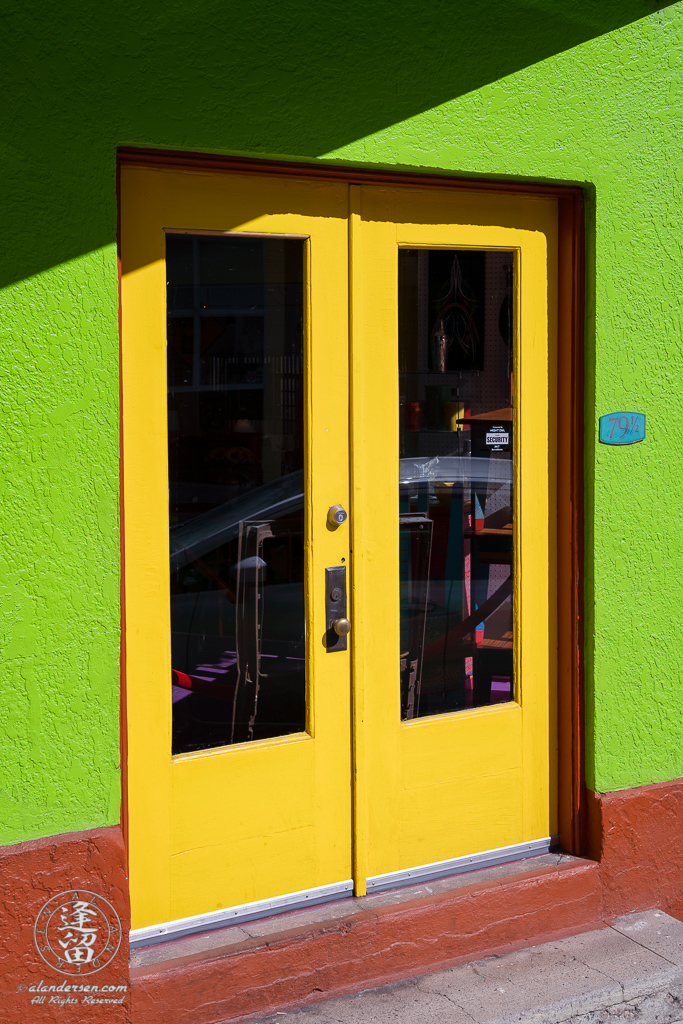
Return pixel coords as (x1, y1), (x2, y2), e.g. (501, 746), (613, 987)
(327, 504), (347, 527)
(333, 618), (351, 637)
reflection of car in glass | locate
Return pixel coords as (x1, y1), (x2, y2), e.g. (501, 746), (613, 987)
(171, 455), (514, 752)
(170, 471), (305, 753)
(399, 455), (511, 492)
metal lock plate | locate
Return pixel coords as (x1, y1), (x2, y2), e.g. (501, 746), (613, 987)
(325, 565), (348, 652)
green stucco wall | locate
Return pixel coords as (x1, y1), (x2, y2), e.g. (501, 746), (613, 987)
(2, 0), (681, 842)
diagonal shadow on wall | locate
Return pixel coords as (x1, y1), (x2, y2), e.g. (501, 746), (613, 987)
(1, 0), (677, 287)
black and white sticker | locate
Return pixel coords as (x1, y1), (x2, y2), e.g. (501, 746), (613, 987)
(485, 426), (509, 451)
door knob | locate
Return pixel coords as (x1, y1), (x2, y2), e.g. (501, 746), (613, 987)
(325, 566), (348, 652)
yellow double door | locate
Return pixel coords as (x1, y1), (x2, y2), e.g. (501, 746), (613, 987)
(121, 166), (557, 932)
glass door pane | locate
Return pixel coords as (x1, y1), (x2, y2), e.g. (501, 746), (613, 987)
(166, 233), (306, 753)
(398, 248), (515, 719)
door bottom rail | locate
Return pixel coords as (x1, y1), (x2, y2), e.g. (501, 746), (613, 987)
(130, 837), (557, 950)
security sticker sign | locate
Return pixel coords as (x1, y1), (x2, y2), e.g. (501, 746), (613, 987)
(599, 412), (646, 446)
(485, 426), (510, 451)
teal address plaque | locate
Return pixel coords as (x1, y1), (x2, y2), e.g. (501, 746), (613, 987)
(599, 412), (646, 445)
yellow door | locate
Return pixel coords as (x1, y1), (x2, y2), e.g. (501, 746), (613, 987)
(121, 166), (558, 933)
(121, 166), (353, 931)
(350, 185), (558, 890)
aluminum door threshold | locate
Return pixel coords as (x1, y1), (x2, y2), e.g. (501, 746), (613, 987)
(130, 879), (354, 950)
(366, 836), (558, 894)
(131, 838), (557, 950)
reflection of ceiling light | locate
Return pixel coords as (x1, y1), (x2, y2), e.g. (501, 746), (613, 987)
(233, 418), (255, 433)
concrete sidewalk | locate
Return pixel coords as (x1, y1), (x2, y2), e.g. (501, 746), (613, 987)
(253, 910), (683, 1024)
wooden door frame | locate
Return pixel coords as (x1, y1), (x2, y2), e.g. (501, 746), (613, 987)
(117, 147), (585, 858)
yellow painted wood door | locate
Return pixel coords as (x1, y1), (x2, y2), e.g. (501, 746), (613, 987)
(122, 167), (558, 929)
(120, 166), (352, 929)
(350, 186), (558, 888)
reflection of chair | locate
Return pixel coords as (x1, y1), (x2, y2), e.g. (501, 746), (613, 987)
(232, 514), (306, 742)
(399, 514), (433, 719)
(232, 519), (273, 744)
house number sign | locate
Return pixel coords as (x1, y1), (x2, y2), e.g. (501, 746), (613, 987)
(599, 412), (646, 445)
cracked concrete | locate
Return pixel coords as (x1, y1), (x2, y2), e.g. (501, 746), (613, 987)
(251, 911), (683, 1024)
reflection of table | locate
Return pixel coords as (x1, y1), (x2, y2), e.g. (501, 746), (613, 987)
(399, 406), (515, 715)
(457, 406), (512, 424)
(466, 527), (512, 570)
(462, 408), (513, 704)
(464, 528), (512, 536)
(424, 575), (512, 659)
(426, 632), (513, 706)
(419, 508), (512, 711)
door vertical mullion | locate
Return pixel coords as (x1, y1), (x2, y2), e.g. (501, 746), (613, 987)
(349, 185), (368, 897)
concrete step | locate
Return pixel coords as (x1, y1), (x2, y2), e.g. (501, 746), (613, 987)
(253, 910), (683, 1024)
(131, 853), (574, 969)
(132, 853), (606, 1023)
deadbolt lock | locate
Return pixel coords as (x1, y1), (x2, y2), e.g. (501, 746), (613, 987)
(327, 504), (348, 527)
(325, 566), (348, 652)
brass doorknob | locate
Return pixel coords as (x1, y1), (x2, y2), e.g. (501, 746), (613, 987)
(333, 618), (351, 637)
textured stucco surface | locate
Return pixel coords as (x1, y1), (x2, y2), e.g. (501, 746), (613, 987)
(0, 826), (130, 1022)
(587, 779), (683, 920)
(0, 251), (121, 842)
(1, 1), (682, 843)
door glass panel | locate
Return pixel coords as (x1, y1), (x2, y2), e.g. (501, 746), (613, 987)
(398, 249), (514, 719)
(167, 233), (306, 754)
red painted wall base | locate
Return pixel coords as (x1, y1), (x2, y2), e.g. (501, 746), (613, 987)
(587, 778), (683, 921)
(0, 826), (130, 1023)
(5, 779), (683, 1023)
